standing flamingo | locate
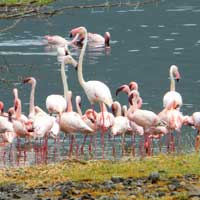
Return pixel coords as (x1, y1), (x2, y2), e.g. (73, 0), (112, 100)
(158, 101), (184, 152)
(75, 26), (113, 158)
(183, 112), (200, 152)
(127, 90), (164, 156)
(111, 101), (132, 156)
(163, 65), (182, 110)
(75, 95), (97, 155)
(46, 54), (77, 115)
(59, 91), (93, 157)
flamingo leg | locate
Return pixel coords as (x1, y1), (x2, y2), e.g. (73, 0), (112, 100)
(195, 131), (200, 152)
(131, 133), (135, 157)
(80, 135), (87, 155)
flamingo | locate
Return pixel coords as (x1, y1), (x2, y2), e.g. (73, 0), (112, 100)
(111, 101), (132, 156)
(46, 54), (77, 115)
(163, 65), (182, 110)
(70, 27), (111, 48)
(59, 91), (93, 157)
(116, 81), (142, 108)
(75, 95), (97, 155)
(158, 101), (184, 152)
(127, 90), (164, 156)
(23, 77), (59, 138)
(44, 34), (80, 46)
(0, 102), (16, 144)
(74, 26), (113, 158)
(183, 112), (200, 152)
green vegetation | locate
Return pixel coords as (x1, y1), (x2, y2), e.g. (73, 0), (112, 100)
(0, 0), (54, 6)
(0, 153), (199, 188)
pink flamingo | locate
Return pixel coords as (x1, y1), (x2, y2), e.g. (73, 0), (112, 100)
(23, 76), (61, 162)
(183, 112), (200, 152)
(127, 90), (164, 156)
(46, 55), (77, 115)
(111, 101), (132, 156)
(59, 91), (93, 157)
(163, 65), (182, 110)
(158, 101), (184, 152)
(75, 26), (113, 158)
(70, 27), (110, 48)
(75, 95), (97, 155)
(116, 81), (142, 108)
(44, 34), (80, 46)
(0, 102), (16, 145)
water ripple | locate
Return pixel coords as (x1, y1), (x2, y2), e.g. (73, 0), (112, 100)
(0, 39), (44, 47)
(0, 51), (56, 56)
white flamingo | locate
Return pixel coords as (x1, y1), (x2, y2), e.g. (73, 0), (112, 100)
(75, 26), (113, 158)
(46, 54), (77, 115)
(163, 65), (182, 110)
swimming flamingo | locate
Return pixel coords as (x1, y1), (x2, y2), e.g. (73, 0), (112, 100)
(44, 34), (80, 47)
(163, 65), (182, 110)
(70, 27), (111, 48)
(46, 54), (77, 115)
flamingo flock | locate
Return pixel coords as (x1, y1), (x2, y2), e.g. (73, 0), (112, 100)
(0, 26), (199, 164)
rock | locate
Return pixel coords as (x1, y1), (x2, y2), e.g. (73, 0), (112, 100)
(148, 172), (160, 184)
(12, 193), (21, 199)
(168, 184), (177, 191)
(111, 176), (124, 184)
(187, 185), (200, 198)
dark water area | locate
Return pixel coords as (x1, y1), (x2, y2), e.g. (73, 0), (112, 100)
(0, 0), (200, 167)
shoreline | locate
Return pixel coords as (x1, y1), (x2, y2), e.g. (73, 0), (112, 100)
(0, 153), (200, 199)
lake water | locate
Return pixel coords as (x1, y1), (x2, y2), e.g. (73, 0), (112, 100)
(0, 0), (200, 167)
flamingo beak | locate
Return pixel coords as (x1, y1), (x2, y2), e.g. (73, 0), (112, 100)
(22, 77), (31, 84)
(175, 71), (180, 82)
(116, 85), (127, 96)
(128, 93), (134, 105)
(69, 33), (73, 38)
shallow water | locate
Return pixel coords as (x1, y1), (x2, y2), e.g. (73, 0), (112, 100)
(0, 0), (200, 167)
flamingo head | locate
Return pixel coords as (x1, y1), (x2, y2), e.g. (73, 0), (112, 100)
(70, 26), (86, 39)
(22, 77), (36, 85)
(129, 81), (138, 91)
(171, 65), (180, 82)
(128, 90), (139, 105)
(85, 109), (97, 123)
(104, 32), (110, 48)
(0, 101), (4, 114)
(116, 84), (130, 96)
(76, 95), (82, 108)
(63, 55), (78, 70)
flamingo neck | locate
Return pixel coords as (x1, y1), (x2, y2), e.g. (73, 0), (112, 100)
(77, 29), (87, 88)
(170, 67), (175, 91)
(114, 101), (122, 116)
(61, 60), (69, 100)
(67, 91), (73, 112)
(100, 102), (107, 113)
(29, 80), (36, 117)
(76, 96), (82, 115)
(16, 99), (22, 120)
